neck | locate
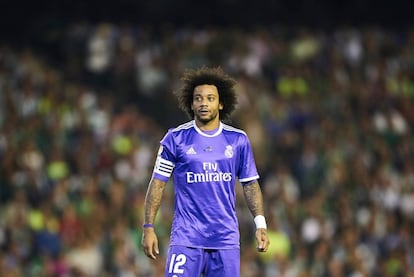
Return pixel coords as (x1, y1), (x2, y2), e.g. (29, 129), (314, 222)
(194, 118), (220, 131)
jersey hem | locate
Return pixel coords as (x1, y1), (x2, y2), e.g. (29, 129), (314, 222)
(169, 243), (240, 250)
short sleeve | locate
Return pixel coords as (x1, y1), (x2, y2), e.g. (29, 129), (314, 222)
(238, 134), (259, 184)
(152, 130), (176, 182)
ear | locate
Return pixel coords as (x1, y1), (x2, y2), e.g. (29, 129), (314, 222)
(219, 103), (224, 110)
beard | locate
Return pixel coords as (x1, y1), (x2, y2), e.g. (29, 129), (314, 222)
(194, 110), (219, 124)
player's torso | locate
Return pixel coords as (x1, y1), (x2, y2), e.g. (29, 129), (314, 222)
(172, 130), (239, 188)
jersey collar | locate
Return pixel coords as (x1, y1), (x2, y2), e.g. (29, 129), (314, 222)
(192, 120), (223, 137)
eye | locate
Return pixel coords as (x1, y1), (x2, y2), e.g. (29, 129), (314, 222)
(208, 96), (215, 102)
(193, 96), (202, 102)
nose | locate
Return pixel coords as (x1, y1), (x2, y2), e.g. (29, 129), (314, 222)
(200, 98), (209, 106)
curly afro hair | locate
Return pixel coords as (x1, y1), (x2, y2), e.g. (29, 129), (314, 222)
(174, 66), (238, 121)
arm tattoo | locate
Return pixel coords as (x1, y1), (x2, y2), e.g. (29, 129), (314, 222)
(144, 178), (167, 223)
(242, 180), (265, 217)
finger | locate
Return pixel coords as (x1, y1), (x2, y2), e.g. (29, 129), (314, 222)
(154, 240), (160, 255)
(147, 248), (157, 259)
(257, 234), (269, 252)
(260, 243), (268, 252)
(257, 241), (266, 251)
(256, 234), (265, 249)
(257, 243), (268, 252)
(143, 245), (155, 259)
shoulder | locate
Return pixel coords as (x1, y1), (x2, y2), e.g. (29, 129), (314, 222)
(160, 121), (194, 149)
(221, 122), (247, 136)
(162, 121), (194, 141)
(170, 121), (194, 133)
(221, 123), (252, 147)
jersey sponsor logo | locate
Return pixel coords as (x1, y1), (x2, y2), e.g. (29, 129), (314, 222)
(186, 162), (232, 183)
(186, 171), (232, 183)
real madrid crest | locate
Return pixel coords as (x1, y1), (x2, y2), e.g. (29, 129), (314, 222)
(224, 145), (233, 158)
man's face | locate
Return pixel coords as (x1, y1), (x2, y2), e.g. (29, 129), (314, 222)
(191, 84), (223, 124)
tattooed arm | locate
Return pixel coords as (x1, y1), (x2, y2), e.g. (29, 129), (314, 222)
(242, 180), (270, 252)
(142, 178), (167, 259)
(144, 178), (167, 224)
(242, 180), (265, 217)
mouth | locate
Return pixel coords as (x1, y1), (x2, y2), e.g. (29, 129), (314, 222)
(198, 109), (209, 116)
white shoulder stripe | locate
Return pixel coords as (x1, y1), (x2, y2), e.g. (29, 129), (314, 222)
(171, 121), (193, 132)
(222, 123), (246, 135)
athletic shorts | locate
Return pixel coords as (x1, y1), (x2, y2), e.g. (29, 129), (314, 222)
(165, 245), (240, 277)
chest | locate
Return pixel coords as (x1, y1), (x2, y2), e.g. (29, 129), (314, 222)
(176, 135), (237, 165)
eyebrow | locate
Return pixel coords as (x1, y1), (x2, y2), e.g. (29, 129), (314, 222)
(193, 93), (217, 97)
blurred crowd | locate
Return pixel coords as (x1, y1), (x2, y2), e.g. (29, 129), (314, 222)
(1, 23), (414, 276)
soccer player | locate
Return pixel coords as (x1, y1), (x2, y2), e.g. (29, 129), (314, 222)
(141, 66), (270, 277)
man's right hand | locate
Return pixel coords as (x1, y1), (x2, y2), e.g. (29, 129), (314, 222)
(141, 227), (160, 259)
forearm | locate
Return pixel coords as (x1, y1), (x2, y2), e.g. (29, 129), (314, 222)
(144, 178), (167, 224)
(242, 180), (265, 217)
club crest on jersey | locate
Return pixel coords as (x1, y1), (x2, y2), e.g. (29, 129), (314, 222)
(224, 145), (233, 158)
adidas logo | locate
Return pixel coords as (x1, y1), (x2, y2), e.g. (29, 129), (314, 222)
(186, 147), (197, 155)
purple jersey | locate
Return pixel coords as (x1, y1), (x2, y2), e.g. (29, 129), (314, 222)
(152, 120), (259, 249)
